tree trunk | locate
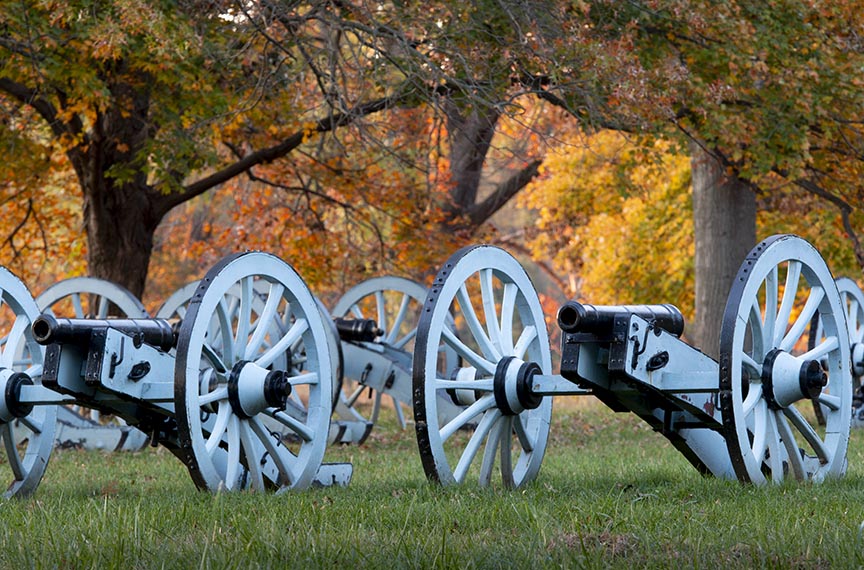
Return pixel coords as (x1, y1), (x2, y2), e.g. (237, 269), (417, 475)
(68, 78), (161, 300)
(81, 178), (160, 300)
(443, 100), (501, 219)
(690, 142), (756, 358)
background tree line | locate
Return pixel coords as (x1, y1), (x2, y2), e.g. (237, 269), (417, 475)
(1, 0), (862, 353)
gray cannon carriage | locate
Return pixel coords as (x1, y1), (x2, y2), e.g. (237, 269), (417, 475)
(330, 276), (462, 443)
(0, 251), (351, 497)
(412, 234), (852, 486)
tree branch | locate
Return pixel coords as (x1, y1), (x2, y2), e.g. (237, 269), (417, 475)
(492, 234), (570, 296)
(791, 177), (864, 270)
(0, 77), (80, 138)
(154, 89), (416, 217)
(465, 159), (542, 227)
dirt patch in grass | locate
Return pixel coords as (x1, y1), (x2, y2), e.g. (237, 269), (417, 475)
(548, 530), (640, 558)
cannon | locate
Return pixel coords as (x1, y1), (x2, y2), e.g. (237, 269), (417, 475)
(0, 252), (350, 498)
(35, 277), (151, 451)
(411, 234), (851, 486)
(330, 277), (461, 443)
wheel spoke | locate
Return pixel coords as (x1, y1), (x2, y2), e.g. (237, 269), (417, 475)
(512, 325), (538, 360)
(480, 269), (503, 354)
(442, 327), (496, 375)
(801, 335), (838, 362)
(255, 318), (308, 369)
(0, 316), (30, 368)
(776, 411), (806, 480)
(439, 394), (495, 442)
(96, 296), (109, 319)
(741, 352), (761, 377)
(750, 399), (768, 463)
(453, 408), (501, 483)
(199, 386), (228, 407)
(500, 283), (517, 356)
(2, 424), (25, 480)
(233, 277), (253, 359)
(818, 392), (842, 411)
(385, 294), (411, 345)
(783, 405), (830, 463)
(478, 414), (505, 486)
(748, 299), (765, 358)
(765, 410), (784, 480)
(265, 409), (314, 442)
(456, 284), (501, 361)
(202, 343), (228, 374)
(375, 291), (386, 335)
(742, 383), (763, 416)
(249, 417), (296, 486)
(513, 415), (534, 452)
(370, 391), (383, 425)
(500, 417), (515, 488)
(225, 415), (241, 489)
(433, 378), (494, 392)
(205, 404), (231, 454)
(23, 364), (42, 380)
(244, 282), (284, 360)
(849, 297), (860, 336)
(344, 384), (365, 407)
(392, 396), (406, 429)
(393, 328), (417, 350)
(238, 419), (265, 491)
(212, 296), (236, 364)
(773, 261), (802, 347)
(780, 286), (824, 352)
(349, 305), (363, 319)
(18, 414), (43, 435)
(763, 266), (778, 350)
(287, 372), (318, 386)
(71, 293), (85, 318)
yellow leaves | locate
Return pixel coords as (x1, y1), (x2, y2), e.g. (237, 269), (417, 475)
(301, 122), (319, 143)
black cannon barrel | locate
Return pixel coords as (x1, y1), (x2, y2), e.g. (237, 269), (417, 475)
(32, 314), (177, 352)
(557, 302), (685, 337)
(333, 318), (382, 343)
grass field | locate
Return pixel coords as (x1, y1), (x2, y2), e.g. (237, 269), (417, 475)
(3, 398), (863, 569)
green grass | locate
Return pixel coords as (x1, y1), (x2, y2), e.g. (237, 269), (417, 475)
(3, 400), (864, 569)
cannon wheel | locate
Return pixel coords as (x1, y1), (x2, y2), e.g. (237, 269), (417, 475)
(159, 282), (342, 412)
(808, 277), (864, 425)
(0, 267), (57, 498)
(719, 234), (851, 484)
(413, 246), (552, 487)
(36, 277), (149, 319)
(174, 252), (333, 492)
(332, 276), (432, 429)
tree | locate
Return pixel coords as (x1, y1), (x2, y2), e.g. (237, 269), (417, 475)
(521, 126), (863, 349)
(519, 129), (695, 315)
(486, 0), (864, 350)
(0, 0), (548, 298)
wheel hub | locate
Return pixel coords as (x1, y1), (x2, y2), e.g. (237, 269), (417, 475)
(761, 349), (827, 409)
(852, 343), (864, 377)
(493, 356), (543, 416)
(227, 361), (292, 419)
(0, 369), (34, 423)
